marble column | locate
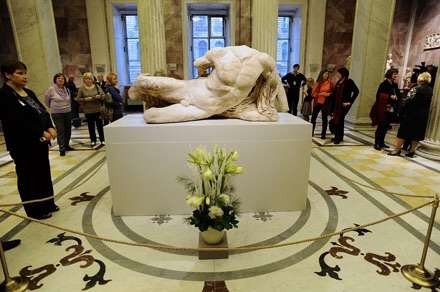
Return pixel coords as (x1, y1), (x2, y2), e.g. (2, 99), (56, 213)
(346, 0), (396, 125)
(6, 0), (62, 98)
(304, 0), (326, 78)
(416, 69), (440, 160)
(251, 0), (278, 59)
(86, 0), (111, 75)
(137, 0), (167, 74)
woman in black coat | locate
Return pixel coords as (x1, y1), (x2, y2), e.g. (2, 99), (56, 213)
(0, 61), (59, 219)
(369, 68), (400, 150)
(388, 72), (433, 157)
(329, 67), (359, 144)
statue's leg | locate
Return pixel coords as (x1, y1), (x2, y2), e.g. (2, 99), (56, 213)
(223, 106), (278, 122)
(144, 104), (212, 123)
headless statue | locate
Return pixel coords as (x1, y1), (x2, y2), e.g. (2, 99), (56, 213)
(128, 45), (289, 123)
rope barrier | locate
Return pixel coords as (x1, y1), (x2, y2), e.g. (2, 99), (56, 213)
(0, 160), (105, 207)
(0, 200), (434, 252)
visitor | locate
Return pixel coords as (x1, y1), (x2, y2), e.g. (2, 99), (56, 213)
(0, 61), (59, 220)
(104, 72), (124, 122)
(311, 69), (333, 139)
(300, 77), (314, 122)
(66, 75), (81, 128)
(76, 72), (106, 147)
(281, 64), (306, 116)
(369, 68), (399, 150)
(44, 73), (74, 156)
(329, 67), (359, 144)
(388, 72), (433, 158)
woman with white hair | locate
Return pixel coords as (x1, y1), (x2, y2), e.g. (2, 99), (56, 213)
(388, 72), (433, 157)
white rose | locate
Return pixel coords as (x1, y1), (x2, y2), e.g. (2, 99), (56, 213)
(219, 194), (230, 205)
(208, 206), (224, 219)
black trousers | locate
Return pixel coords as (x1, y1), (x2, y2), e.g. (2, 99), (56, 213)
(10, 143), (56, 217)
(52, 112), (72, 152)
(332, 119), (345, 142)
(311, 103), (329, 138)
(288, 90), (300, 116)
(85, 112), (105, 143)
(375, 120), (390, 147)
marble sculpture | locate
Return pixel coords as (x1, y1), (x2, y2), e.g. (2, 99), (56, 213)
(128, 45), (289, 123)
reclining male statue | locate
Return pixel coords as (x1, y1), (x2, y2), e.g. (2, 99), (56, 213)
(128, 45), (289, 123)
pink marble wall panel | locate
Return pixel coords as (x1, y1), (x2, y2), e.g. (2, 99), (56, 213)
(388, 0), (412, 70)
(408, 0), (440, 68)
(322, 0), (356, 69)
(52, 0), (92, 80)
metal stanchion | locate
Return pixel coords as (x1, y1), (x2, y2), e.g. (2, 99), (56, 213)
(0, 242), (29, 292)
(401, 194), (439, 288)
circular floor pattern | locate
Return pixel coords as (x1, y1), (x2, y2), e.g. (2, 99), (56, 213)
(111, 200), (312, 256)
(83, 181), (338, 281)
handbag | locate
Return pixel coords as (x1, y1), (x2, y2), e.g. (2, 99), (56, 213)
(97, 86), (114, 120)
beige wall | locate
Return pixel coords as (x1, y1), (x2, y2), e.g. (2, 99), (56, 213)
(304, 0), (326, 78)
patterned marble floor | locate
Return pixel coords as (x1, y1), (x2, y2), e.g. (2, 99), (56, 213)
(0, 118), (439, 292)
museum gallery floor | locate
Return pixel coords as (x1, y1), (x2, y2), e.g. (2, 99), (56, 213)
(0, 120), (439, 292)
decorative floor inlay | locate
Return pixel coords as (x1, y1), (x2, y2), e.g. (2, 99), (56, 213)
(0, 121), (439, 291)
(19, 233), (111, 290)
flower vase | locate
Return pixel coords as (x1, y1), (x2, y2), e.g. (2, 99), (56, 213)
(201, 227), (225, 245)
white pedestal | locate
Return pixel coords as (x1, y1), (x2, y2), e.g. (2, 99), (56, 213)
(105, 113), (311, 216)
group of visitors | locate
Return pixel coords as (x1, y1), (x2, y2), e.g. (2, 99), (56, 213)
(370, 68), (433, 157)
(0, 60), (125, 223)
(282, 63), (433, 156)
(44, 71), (124, 153)
(282, 64), (359, 144)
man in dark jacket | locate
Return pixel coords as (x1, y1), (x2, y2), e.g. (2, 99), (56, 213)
(281, 64), (306, 116)
(329, 67), (359, 144)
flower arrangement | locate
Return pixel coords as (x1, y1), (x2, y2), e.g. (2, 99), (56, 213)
(178, 146), (242, 232)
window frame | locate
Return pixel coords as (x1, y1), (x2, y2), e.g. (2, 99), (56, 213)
(121, 13), (140, 84)
(188, 9), (229, 78)
(277, 15), (294, 76)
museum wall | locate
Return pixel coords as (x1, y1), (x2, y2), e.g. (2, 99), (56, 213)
(408, 0), (440, 68)
(321, 0), (356, 69)
(388, 0), (412, 71)
(0, 0), (17, 86)
(52, 0), (92, 80)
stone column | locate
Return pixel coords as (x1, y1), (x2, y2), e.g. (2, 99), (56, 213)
(86, 0), (111, 75)
(251, 0), (278, 59)
(346, 0), (396, 125)
(304, 0), (326, 78)
(6, 0), (62, 98)
(137, 0), (167, 74)
(416, 69), (440, 160)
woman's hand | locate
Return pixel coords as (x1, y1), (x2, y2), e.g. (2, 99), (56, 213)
(42, 131), (52, 141)
(47, 128), (57, 140)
